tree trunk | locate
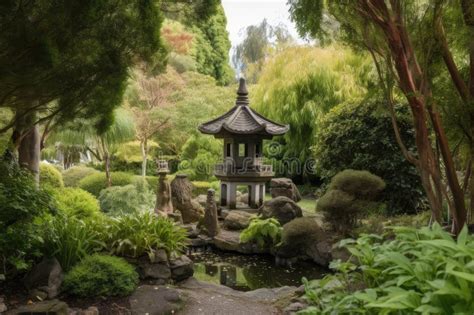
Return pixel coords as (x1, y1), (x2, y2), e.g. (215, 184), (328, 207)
(141, 138), (147, 177)
(14, 110), (40, 187)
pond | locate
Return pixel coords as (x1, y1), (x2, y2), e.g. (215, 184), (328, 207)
(189, 249), (328, 291)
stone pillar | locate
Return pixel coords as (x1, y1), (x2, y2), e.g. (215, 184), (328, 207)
(155, 173), (173, 215)
(228, 182), (237, 209)
(220, 182), (227, 206)
(259, 184), (265, 206)
(249, 183), (258, 208)
(203, 189), (219, 237)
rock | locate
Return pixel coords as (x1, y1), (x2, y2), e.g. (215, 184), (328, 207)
(295, 285), (306, 296)
(258, 196), (303, 225)
(23, 257), (63, 299)
(194, 194), (207, 207)
(150, 249), (168, 264)
(137, 257), (171, 281)
(236, 192), (249, 204)
(167, 211), (183, 224)
(202, 189), (220, 237)
(223, 210), (255, 230)
(270, 178), (302, 202)
(155, 174), (173, 214)
(243, 286), (297, 303)
(170, 255), (194, 281)
(213, 229), (270, 254)
(69, 306), (99, 315)
(171, 175), (204, 223)
(0, 297), (7, 313)
(129, 285), (183, 315)
(283, 302), (306, 315)
(220, 209), (230, 219)
(6, 299), (68, 315)
(29, 288), (48, 301)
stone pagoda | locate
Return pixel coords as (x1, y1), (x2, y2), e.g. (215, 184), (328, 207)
(198, 78), (289, 209)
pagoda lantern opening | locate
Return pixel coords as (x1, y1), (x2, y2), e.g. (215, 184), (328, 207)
(198, 78), (289, 209)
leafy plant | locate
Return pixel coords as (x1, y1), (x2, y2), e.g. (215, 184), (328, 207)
(0, 159), (53, 274)
(78, 171), (134, 196)
(63, 254), (138, 297)
(300, 224), (474, 314)
(105, 211), (188, 259)
(40, 162), (64, 188)
(240, 217), (282, 248)
(40, 214), (106, 271)
(62, 165), (99, 187)
(53, 187), (101, 219)
(99, 181), (155, 216)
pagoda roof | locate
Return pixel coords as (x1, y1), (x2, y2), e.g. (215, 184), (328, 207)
(198, 78), (289, 137)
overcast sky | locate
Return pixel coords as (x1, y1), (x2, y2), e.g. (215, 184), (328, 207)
(221, 0), (304, 48)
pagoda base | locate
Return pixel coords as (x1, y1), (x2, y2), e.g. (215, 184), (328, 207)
(219, 180), (266, 210)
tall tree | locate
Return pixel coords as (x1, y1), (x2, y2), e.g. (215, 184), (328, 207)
(288, 0), (474, 234)
(126, 66), (184, 177)
(0, 0), (166, 181)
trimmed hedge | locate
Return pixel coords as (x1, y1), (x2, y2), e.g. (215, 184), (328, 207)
(63, 166), (99, 187)
(78, 172), (134, 196)
(40, 162), (64, 188)
(63, 254), (138, 297)
(53, 187), (101, 219)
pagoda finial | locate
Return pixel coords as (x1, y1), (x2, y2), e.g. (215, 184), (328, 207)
(236, 78), (249, 106)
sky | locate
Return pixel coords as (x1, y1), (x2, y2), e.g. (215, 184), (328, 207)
(221, 0), (304, 49)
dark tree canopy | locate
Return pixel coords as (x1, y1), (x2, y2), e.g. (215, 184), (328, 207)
(0, 0), (167, 133)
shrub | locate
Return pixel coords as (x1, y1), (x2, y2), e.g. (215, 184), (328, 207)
(99, 180), (155, 216)
(314, 100), (425, 215)
(329, 170), (386, 200)
(0, 159), (53, 274)
(192, 181), (211, 196)
(40, 214), (106, 271)
(63, 254), (138, 297)
(40, 162), (64, 188)
(280, 217), (323, 247)
(317, 170), (385, 234)
(240, 217), (282, 248)
(105, 211), (188, 259)
(78, 171), (134, 196)
(54, 187), (101, 219)
(63, 166), (99, 187)
(300, 224), (474, 314)
(178, 134), (221, 181)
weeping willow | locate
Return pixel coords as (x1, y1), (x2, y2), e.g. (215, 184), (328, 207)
(252, 46), (372, 178)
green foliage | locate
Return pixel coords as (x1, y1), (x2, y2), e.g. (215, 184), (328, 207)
(39, 163), (64, 188)
(315, 100), (424, 214)
(63, 254), (138, 297)
(62, 165), (99, 187)
(240, 217), (282, 248)
(300, 224), (474, 314)
(53, 187), (101, 219)
(317, 170), (385, 234)
(192, 181), (212, 195)
(98, 180), (155, 216)
(40, 214), (105, 271)
(252, 46), (371, 178)
(280, 217), (323, 248)
(0, 159), (53, 273)
(1, 0), (166, 132)
(178, 134), (221, 180)
(105, 211), (188, 259)
(78, 171), (134, 196)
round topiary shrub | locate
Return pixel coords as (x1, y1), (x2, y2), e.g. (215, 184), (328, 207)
(62, 166), (99, 187)
(317, 170), (385, 234)
(280, 217), (324, 247)
(53, 187), (101, 219)
(63, 254), (138, 297)
(78, 172), (134, 196)
(40, 162), (64, 188)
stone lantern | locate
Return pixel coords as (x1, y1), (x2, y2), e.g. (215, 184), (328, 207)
(198, 78), (289, 209)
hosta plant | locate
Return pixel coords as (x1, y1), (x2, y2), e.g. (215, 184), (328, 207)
(299, 224), (474, 314)
(240, 217), (282, 248)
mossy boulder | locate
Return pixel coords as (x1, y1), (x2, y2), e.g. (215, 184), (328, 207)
(258, 196), (303, 225)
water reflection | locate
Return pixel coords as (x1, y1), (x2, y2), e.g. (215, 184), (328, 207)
(190, 249), (327, 291)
